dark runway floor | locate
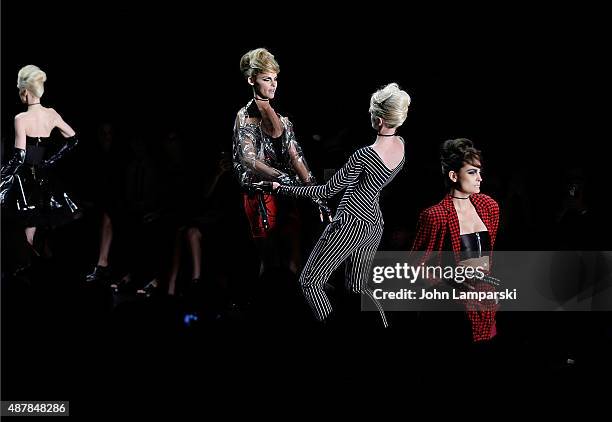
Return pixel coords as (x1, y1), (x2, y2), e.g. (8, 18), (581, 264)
(2, 254), (611, 415)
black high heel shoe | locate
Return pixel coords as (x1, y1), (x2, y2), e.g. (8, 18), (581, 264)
(110, 274), (134, 294)
(85, 265), (112, 283)
(137, 279), (159, 298)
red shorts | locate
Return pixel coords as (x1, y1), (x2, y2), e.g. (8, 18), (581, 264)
(243, 192), (278, 239)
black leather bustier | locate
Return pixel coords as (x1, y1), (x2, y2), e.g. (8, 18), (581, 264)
(459, 230), (490, 260)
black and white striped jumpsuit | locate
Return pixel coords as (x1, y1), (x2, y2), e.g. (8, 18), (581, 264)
(277, 141), (405, 326)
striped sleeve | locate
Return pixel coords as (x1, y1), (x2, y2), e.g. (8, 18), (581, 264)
(277, 149), (364, 200)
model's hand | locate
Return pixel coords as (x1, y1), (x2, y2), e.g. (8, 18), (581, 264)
(314, 199), (333, 222)
(39, 135), (79, 170)
(253, 181), (275, 193)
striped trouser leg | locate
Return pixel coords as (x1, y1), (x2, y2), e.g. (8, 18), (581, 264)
(344, 221), (388, 327)
(299, 214), (368, 321)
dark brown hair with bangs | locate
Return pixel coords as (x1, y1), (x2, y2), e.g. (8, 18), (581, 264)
(440, 138), (482, 188)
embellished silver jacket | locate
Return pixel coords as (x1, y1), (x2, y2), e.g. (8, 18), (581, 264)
(232, 99), (314, 190)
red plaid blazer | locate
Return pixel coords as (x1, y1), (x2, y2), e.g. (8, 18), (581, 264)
(411, 193), (500, 342)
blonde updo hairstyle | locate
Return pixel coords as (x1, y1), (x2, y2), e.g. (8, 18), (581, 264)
(17, 65), (47, 98)
(369, 83), (411, 128)
(240, 48), (280, 79)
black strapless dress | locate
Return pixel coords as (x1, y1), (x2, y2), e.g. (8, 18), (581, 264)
(2, 135), (81, 227)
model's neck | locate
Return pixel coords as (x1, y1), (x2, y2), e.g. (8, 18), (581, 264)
(450, 189), (472, 210)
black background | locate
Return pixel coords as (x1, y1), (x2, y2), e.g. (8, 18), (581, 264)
(2, 1), (610, 412)
(2, 2), (608, 225)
